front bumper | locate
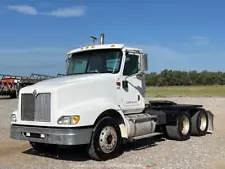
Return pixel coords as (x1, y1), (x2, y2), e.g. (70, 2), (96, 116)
(10, 124), (93, 145)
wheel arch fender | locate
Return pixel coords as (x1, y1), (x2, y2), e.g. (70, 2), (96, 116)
(205, 110), (214, 133)
(93, 109), (128, 139)
(186, 108), (214, 133)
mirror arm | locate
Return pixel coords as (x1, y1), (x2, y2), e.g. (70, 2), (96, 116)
(124, 71), (145, 80)
(125, 72), (138, 80)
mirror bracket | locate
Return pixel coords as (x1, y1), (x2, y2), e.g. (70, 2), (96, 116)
(136, 71), (145, 78)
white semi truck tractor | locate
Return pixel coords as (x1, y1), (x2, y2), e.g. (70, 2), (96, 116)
(10, 33), (214, 161)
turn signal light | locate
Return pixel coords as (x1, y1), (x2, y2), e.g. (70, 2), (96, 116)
(71, 115), (80, 125)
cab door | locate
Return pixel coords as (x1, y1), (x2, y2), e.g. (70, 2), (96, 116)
(119, 51), (145, 114)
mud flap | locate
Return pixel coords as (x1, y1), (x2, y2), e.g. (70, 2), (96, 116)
(206, 111), (214, 133)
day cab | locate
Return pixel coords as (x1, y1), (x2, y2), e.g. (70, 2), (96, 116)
(10, 34), (214, 161)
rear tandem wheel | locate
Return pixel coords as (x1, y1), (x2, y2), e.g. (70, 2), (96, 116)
(165, 111), (192, 141)
(190, 110), (209, 136)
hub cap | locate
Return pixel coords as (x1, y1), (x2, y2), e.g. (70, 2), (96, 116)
(180, 115), (190, 135)
(99, 126), (117, 153)
(199, 113), (207, 131)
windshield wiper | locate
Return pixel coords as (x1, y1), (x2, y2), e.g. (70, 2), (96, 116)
(87, 70), (99, 73)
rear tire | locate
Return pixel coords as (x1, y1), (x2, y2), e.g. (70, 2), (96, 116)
(86, 117), (123, 161)
(191, 110), (208, 136)
(165, 111), (192, 141)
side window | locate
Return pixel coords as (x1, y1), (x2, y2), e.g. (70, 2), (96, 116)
(123, 54), (139, 76)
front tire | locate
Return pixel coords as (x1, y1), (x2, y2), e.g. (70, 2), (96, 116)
(165, 111), (192, 141)
(87, 117), (123, 161)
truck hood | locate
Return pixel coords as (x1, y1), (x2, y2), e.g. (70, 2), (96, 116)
(24, 73), (114, 91)
(16, 72), (120, 127)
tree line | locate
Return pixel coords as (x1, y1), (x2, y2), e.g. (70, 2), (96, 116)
(145, 69), (225, 86)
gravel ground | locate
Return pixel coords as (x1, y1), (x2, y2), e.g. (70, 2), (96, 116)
(0, 96), (225, 169)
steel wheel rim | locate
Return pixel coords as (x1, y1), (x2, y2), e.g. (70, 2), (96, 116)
(99, 126), (118, 153)
(180, 115), (190, 135)
(199, 113), (207, 131)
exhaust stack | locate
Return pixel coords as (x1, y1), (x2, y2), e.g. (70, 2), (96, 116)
(99, 33), (104, 45)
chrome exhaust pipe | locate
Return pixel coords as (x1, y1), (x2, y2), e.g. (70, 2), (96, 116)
(100, 33), (104, 45)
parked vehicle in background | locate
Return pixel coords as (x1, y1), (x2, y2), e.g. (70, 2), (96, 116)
(0, 73), (64, 98)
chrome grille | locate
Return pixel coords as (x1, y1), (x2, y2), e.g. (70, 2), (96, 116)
(21, 93), (51, 122)
(21, 94), (35, 121)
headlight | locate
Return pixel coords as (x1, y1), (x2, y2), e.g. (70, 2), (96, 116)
(11, 114), (17, 122)
(57, 115), (80, 125)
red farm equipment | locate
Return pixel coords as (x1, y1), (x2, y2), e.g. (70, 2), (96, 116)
(0, 73), (65, 99)
(0, 74), (27, 98)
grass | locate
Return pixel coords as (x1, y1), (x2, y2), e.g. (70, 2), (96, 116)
(145, 85), (225, 97)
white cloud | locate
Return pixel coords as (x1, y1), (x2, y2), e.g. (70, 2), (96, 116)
(127, 44), (187, 72)
(44, 6), (86, 17)
(8, 5), (37, 15)
(7, 4), (86, 17)
(126, 43), (225, 72)
(190, 36), (207, 40)
(0, 47), (67, 54)
(0, 47), (68, 75)
(190, 36), (210, 45)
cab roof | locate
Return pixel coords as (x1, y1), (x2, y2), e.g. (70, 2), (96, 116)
(67, 44), (143, 54)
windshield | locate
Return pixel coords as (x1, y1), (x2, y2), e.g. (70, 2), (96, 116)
(67, 49), (123, 75)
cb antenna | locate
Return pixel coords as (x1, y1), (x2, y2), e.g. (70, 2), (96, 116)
(90, 36), (98, 45)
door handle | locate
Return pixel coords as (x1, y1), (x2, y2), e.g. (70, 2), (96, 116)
(122, 80), (128, 88)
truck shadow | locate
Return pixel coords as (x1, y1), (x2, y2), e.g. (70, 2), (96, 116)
(22, 145), (90, 161)
(22, 135), (165, 162)
(124, 135), (165, 152)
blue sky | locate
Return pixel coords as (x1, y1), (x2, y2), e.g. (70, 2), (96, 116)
(0, 0), (224, 76)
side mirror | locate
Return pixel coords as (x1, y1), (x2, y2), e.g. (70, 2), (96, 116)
(142, 54), (148, 71)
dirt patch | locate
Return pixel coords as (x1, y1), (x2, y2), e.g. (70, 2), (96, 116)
(1, 97), (225, 169)
(0, 140), (30, 158)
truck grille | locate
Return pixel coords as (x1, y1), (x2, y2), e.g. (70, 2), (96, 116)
(21, 93), (51, 122)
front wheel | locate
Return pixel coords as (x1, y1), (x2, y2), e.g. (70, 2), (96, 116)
(87, 117), (123, 161)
